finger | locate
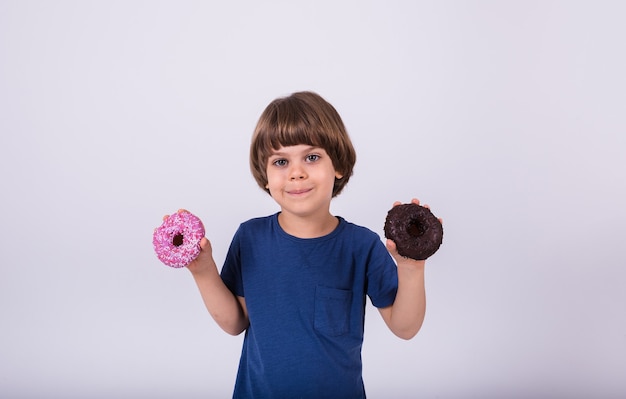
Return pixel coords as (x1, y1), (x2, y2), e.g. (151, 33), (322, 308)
(386, 239), (410, 264)
(392, 201), (402, 207)
(178, 208), (189, 214)
(162, 214), (170, 221)
(411, 198), (420, 206)
(386, 239), (398, 253)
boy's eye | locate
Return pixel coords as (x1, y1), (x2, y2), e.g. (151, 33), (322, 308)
(305, 154), (320, 162)
(272, 159), (287, 167)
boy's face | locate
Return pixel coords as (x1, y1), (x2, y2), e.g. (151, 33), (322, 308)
(266, 144), (342, 219)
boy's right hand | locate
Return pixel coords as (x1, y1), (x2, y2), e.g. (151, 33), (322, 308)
(186, 236), (216, 275)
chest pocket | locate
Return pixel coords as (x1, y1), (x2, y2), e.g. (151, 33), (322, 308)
(314, 286), (352, 337)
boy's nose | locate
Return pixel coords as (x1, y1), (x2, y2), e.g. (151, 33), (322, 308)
(290, 172), (305, 180)
(289, 164), (306, 180)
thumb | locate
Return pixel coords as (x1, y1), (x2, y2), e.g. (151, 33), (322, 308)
(386, 239), (398, 254)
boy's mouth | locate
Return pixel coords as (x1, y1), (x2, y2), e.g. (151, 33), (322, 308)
(287, 188), (313, 195)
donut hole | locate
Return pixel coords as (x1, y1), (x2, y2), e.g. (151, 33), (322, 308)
(172, 233), (184, 247)
(407, 219), (427, 237)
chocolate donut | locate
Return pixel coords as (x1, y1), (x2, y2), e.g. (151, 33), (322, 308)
(384, 203), (443, 260)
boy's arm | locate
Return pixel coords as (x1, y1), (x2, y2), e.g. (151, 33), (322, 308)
(378, 248), (426, 340)
(378, 198), (437, 340)
(187, 237), (249, 336)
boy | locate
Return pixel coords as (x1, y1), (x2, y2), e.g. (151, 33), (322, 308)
(186, 91), (430, 398)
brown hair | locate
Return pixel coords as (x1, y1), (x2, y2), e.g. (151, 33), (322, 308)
(250, 91), (356, 197)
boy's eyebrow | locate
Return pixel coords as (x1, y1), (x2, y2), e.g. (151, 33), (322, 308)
(268, 146), (320, 157)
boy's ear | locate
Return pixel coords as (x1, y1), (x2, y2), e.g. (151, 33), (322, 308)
(335, 172), (343, 179)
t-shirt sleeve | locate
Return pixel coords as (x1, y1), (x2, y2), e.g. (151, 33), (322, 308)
(220, 225), (245, 297)
(366, 236), (398, 308)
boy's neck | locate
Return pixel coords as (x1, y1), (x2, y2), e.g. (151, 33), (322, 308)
(277, 211), (339, 239)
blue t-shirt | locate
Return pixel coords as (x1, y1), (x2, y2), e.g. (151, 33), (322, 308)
(220, 213), (398, 398)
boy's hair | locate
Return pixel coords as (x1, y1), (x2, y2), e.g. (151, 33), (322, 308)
(250, 91), (357, 197)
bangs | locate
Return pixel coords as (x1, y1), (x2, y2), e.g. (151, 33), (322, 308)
(257, 101), (330, 155)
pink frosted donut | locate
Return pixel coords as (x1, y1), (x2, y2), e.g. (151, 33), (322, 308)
(153, 211), (205, 268)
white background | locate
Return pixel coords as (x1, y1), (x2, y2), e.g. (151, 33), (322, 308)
(1, 1), (625, 398)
